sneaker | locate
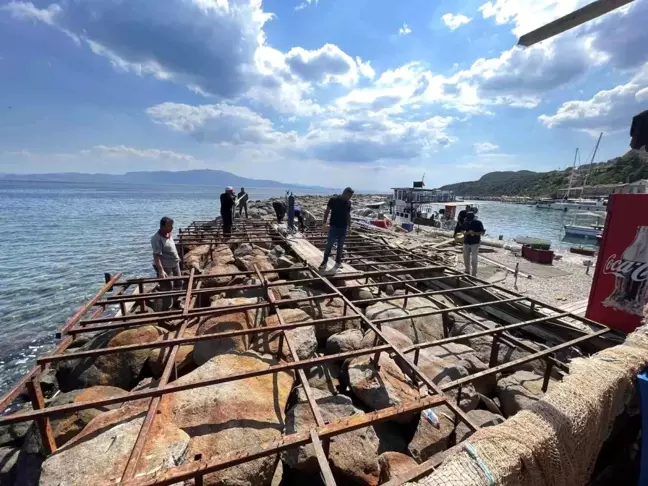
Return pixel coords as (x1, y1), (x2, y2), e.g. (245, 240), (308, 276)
(333, 262), (342, 270)
(318, 263), (327, 271)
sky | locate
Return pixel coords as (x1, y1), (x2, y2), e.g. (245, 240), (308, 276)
(0, 0), (647, 191)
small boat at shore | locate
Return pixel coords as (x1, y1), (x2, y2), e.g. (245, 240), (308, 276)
(515, 236), (552, 247)
(564, 212), (604, 238)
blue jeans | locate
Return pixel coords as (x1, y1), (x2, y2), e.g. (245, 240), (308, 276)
(321, 226), (347, 265)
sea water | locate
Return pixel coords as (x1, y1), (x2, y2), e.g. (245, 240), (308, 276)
(0, 182), (593, 394)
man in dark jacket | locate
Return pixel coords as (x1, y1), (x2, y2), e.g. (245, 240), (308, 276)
(462, 212), (485, 276)
(319, 187), (354, 270)
(237, 187), (249, 218)
(272, 200), (287, 223)
(220, 186), (235, 237)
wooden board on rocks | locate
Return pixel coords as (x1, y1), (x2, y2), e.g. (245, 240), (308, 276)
(276, 225), (361, 276)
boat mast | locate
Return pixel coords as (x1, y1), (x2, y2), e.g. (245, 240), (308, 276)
(581, 132), (603, 196)
(564, 148), (578, 201)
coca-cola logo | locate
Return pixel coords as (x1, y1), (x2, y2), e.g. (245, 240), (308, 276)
(604, 254), (648, 282)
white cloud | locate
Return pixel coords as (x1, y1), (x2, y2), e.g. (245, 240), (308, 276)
(539, 64), (648, 134)
(147, 102), (297, 145)
(442, 13), (472, 31)
(89, 145), (196, 161)
(147, 101), (457, 164)
(474, 142), (499, 153)
(295, 0), (318, 11)
(1, 0), (373, 116)
(398, 23), (412, 36)
(1, 1), (61, 25)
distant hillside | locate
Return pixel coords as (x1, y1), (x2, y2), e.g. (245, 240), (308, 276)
(441, 150), (648, 197)
(0, 169), (332, 191)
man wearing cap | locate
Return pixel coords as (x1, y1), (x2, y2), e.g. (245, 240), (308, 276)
(220, 186), (235, 237)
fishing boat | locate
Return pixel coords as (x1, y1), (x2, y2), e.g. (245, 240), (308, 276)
(564, 211), (604, 238)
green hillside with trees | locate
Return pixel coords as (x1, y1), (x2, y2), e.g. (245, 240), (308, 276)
(440, 150), (648, 197)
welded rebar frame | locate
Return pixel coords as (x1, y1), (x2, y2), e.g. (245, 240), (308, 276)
(0, 216), (614, 486)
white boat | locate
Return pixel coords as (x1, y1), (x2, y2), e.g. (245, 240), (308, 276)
(515, 236), (552, 246)
(564, 212), (604, 238)
(536, 198), (607, 212)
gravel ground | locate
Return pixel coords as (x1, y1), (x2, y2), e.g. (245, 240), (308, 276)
(466, 248), (597, 306)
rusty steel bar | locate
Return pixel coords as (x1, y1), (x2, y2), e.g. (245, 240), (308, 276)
(310, 429), (337, 486)
(310, 270), (481, 434)
(351, 284), (496, 305)
(121, 271), (198, 480)
(442, 327), (610, 393)
(0, 345), (393, 426)
(58, 272), (123, 336)
(40, 314), (361, 364)
(26, 377), (57, 454)
(119, 394), (447, 486)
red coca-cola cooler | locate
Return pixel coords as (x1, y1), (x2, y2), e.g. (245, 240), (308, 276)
(587, 194), (648, 333)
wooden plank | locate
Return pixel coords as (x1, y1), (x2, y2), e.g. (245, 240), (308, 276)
(279, 228), (360, 275)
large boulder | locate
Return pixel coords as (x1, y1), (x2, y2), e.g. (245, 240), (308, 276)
(365, 300), (444, 345)
(408, 405), (456, 462)
(13, 386), (129, 486)
(234, 244), (278, 281)
(184, 244), (211, 270)
(287, 287), (360, 343)
(251, 309), (317, 360)
(450, 316), (539, 375)
(211, 244), (235, 264)
(421, 342), (492, 394)
(379, 451), (418, 483)
(202, 262), (240, 287)
(455, 409), (504, 443)
(325, 329), (364, 355)
(360, 327), (414, 351)
(347, 353), (419, 422)
(161, 351), (294, 486)
(38, 404), (189, 486)
(0, 446), (19, 484)
(416, 351), (479, 412)
(194, 298), (267, 365)
(55, 326), (167, 392)
(496, 370), (554, 417)
(283, 389), (381, 486)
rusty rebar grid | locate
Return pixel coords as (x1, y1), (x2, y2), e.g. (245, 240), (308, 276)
(0, 216), (615, 486)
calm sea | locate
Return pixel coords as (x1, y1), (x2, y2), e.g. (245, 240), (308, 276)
(0, 182), (594, 394)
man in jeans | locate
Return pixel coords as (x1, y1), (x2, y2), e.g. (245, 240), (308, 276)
(461, 212), (485, 276)
(319, 187), (354, 271)
(151, 216), (183, 310)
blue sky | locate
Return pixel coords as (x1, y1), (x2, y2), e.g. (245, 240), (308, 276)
(0, 0), (647, 190)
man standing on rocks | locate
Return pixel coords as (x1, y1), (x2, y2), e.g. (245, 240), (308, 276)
(151, 216), (182, 309)
(220, 186), (235, 237)
(462, 212), (485, 276)
(319, 187), (354, 271)
(237, 187), (248, 218)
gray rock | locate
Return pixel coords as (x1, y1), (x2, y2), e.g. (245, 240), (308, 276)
(38, 405), (189, 486)
(361, 326), (414, 351)
(365, 299), (444, 345)
(251, 309), (317, 360)
(160, 351), (294, 486)
(417, 350), (479, 412)
(455, 409), (504, 443)
(496, 370), (554, 417)
(304, 361), (341, 395)
(325, 329), (364, 355)
(0, 446), (19, 484)
(379, 451), (418, 483)
(408, 405), (456, 462)
(282, 391), (381, 486)
(347, 353), (419, 422)
(55, 325), (167, 392)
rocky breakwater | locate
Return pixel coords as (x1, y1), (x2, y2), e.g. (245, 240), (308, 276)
(241, 193), (387, 222)
(1, 227), (564, 486)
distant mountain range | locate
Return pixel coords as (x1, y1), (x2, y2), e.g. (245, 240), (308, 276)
(0, 169), (333, 191)
(440, 150), (648, 197)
